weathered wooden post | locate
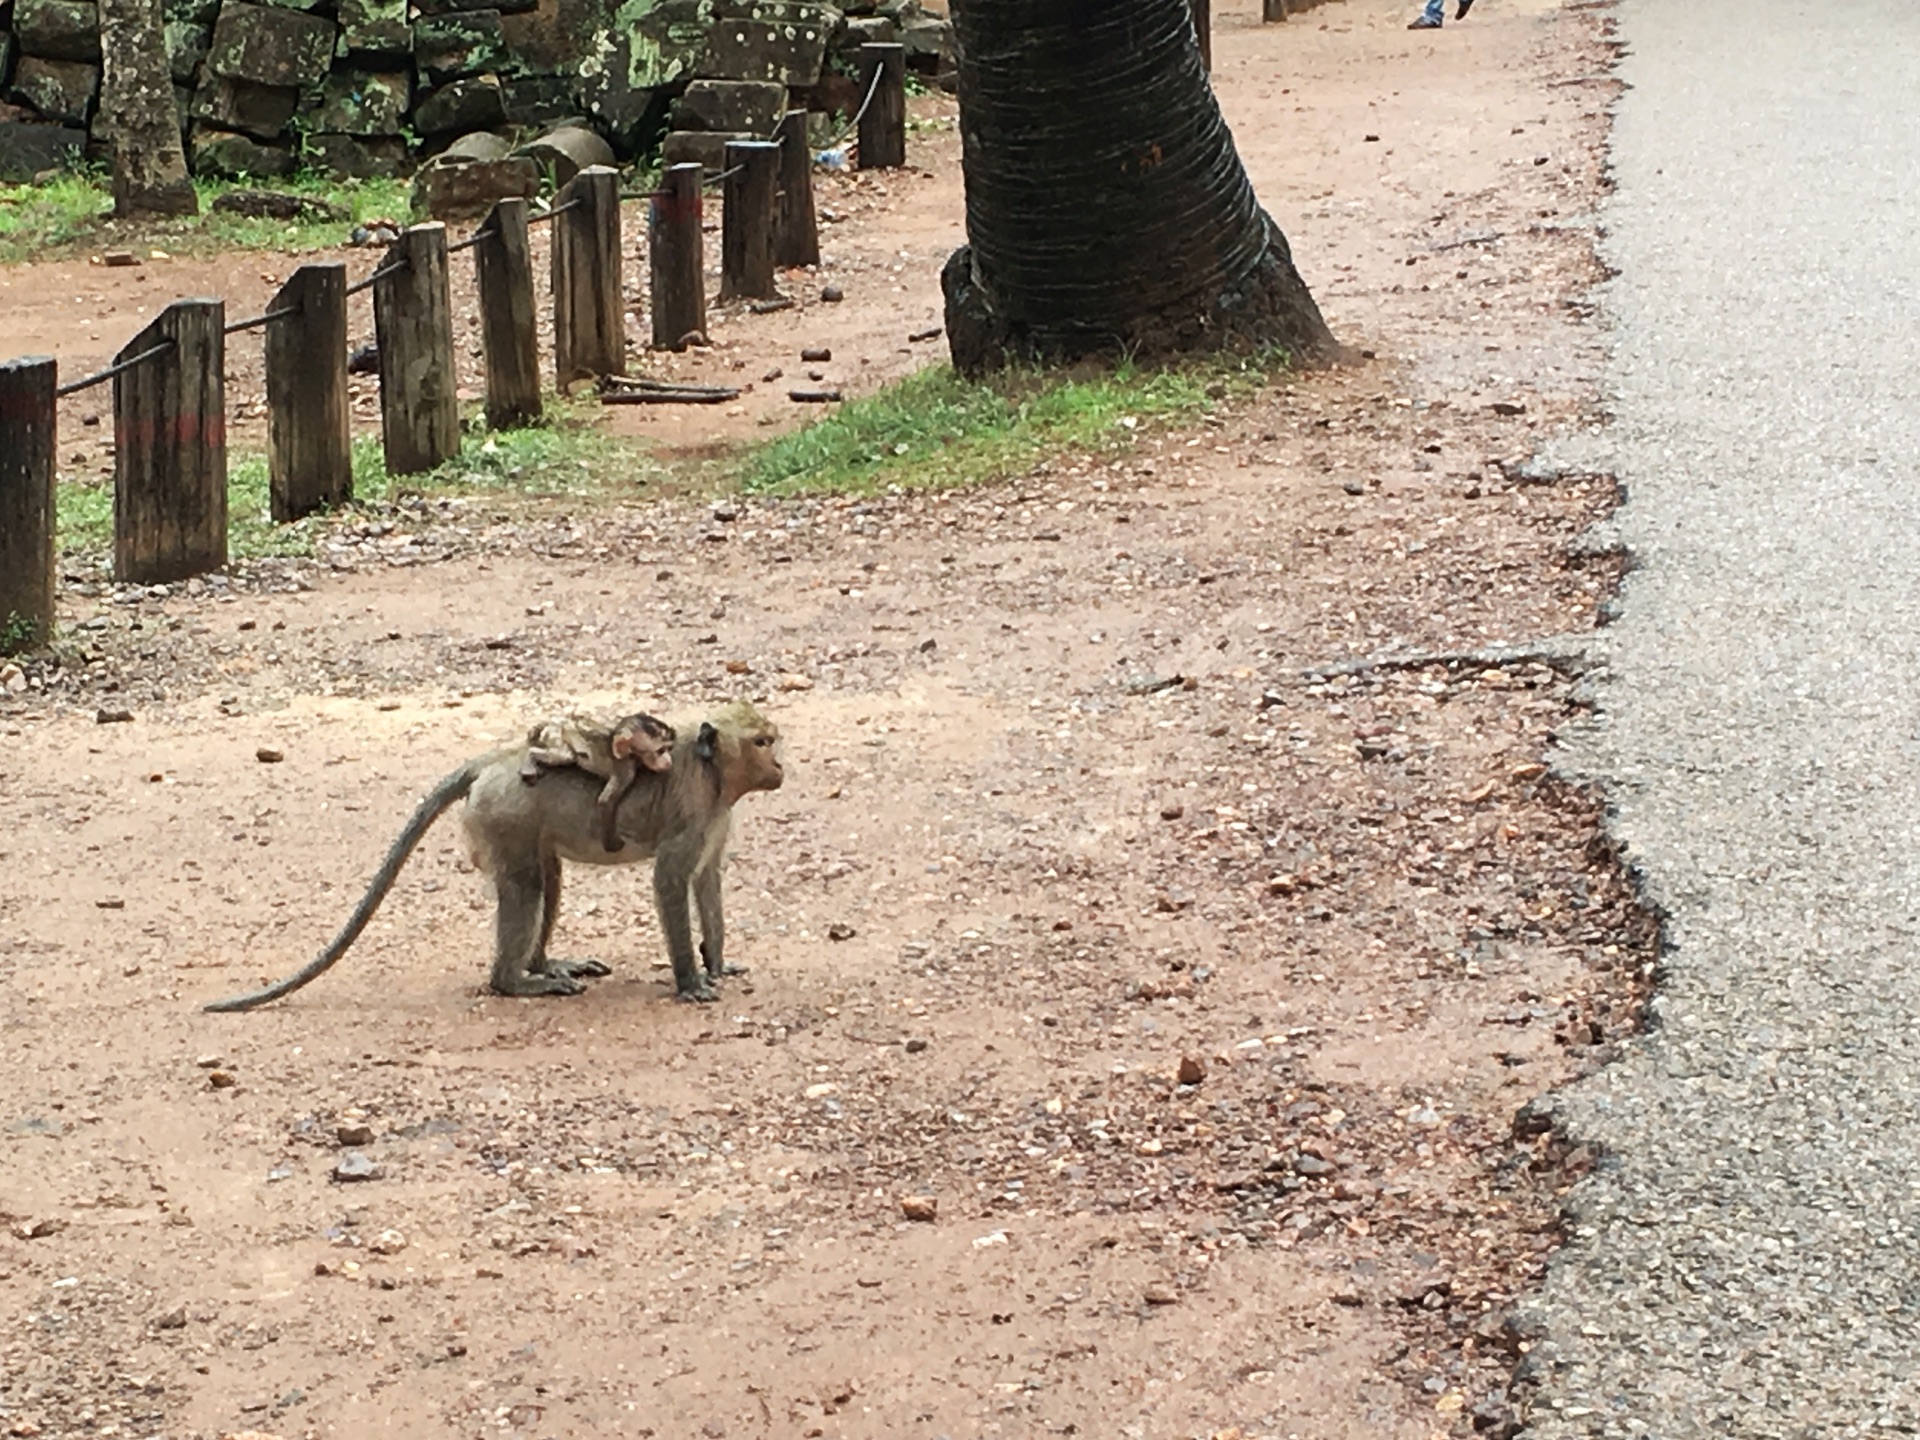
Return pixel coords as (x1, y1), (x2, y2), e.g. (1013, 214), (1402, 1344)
(373, 222), (459, 476)
(720, 139), (781, 302)
(1191, 0), (1211, 68)
(775, 108), (820, 270)
(115, 298), (226, 584)
(264, 262), (351, 522)
(856, 42), (907, 171)
(475, 196), (542, 429)
(552, 164), (624, 389)
(649, 161), (707, 350)
(1262, 0), (1289, 20)
(0, 356), (56, 649)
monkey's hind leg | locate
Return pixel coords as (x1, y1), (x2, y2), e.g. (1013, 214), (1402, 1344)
(530, 852), (610, 983)
(595, 774), (625, 854)
(489, 862), (591, 997)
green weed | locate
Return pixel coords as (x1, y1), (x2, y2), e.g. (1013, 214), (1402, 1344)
(737, 355), (1279, 498)
(0, 172), (414, 263)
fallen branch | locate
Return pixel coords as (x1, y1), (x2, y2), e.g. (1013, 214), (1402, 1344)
(1300, 633), (1594, 682)
(599, 376), (741, 405)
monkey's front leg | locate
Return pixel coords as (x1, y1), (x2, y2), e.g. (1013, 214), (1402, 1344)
(654, 840), (717, 1002)
(530, 853), (610, 983)
(694, 859), (744, 979)
(490, 865), (588, 997)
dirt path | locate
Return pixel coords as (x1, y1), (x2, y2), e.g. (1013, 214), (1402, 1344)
(0, 3), (1641, 1437)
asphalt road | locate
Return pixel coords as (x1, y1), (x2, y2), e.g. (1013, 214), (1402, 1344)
(1525, 2), (1920, 1436)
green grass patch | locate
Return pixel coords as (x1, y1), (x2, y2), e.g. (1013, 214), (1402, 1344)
(0, 170), (414, 263)
(737, 356), (1277, 498)
(54, 401), (658, 564)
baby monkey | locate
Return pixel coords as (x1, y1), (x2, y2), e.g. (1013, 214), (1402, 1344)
(520, 710), (676, 852)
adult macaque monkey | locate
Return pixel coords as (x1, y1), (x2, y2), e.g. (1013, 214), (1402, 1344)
(203, 701), (783, 1012)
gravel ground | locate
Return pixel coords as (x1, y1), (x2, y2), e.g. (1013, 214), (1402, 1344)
(1522, 2), (1920, 1435)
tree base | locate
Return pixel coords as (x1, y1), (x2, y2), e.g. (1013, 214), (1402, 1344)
(943, 212), (1342, 378)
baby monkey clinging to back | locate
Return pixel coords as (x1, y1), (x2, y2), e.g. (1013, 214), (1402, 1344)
(520, 710), (676, 851)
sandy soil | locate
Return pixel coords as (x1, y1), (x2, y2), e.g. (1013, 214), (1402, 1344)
(0, 2), (1646, 1437)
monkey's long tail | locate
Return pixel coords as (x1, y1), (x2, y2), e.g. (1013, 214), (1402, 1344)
(203, 763), (479, 1013)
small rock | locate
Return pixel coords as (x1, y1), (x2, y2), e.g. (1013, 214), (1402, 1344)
(1330, 1287), (1364, 1308)
(103, 249), (141, 267)
(820, 285), (844, 302)
(369, 1229), (407, 1255)
(1142, 1284), (1178, 1306)
(13, 1217), (65, 1240)
(900, 1194), (938, 1222)
(826, 923), (855, 941)
(1490, 400), (1527, 416)
(1, 663), (25, 694)
(335, 1122), (374, 1147)
(1342, 481), (1366, 496)
(1160, 803), (1184, 821)
(255, 747), (285, 763)
(207, 1070), (237, 1089)
(725, 659), (752, 675)
(775, 672), (814, 691)
(153, 1303), (188, 1329)
(95, 707), (134, 724)
(333, 1151), (381, 1183)
(194, 1053), (224, 1068)
(1294, 1153), (1335, 1176)
(904, 1036), (929, 1054)
(1176, 1055), (1206, 1086)
(800, 345), (831, 362)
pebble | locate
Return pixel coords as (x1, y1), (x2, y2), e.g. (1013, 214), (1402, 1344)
(255, 748), (285, 764)
(900, 1194), (938, 1222)
(369, 1229), (407, 1255)
(800, 346), (831, 362)
(1177, 1055), (1207, 1085)
(333, 1152), (382, 1183)
(152, 1303), (187, 1330)
(904, 1037), (929, 1053)
(1143, 1284), (1179, 1306)
(336, 1122), (375, 1147)
(207, 1070), (236, 1089)
(821, 285), (844, 302)
(95, 707), (134, 724)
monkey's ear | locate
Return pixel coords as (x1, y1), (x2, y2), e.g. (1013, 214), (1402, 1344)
(695, 723), (718, 761)
(610, 733), (635, 761)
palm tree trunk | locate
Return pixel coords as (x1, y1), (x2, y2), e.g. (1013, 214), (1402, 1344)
(98, 0), (199, 218)
(942, 0), (1336, 375)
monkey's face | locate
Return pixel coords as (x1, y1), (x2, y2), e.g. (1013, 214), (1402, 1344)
(741, 726), (784, 793)
(613, 714), (677, 774)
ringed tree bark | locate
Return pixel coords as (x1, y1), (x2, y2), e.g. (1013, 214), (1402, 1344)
(942, 0), (1336, 376)
(97, 0), (199, 218)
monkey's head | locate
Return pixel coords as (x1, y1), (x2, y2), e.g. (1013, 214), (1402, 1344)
(611, 712), (676, 774)
(699, 700), (784, 804)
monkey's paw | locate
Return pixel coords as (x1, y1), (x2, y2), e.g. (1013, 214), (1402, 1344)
(536, 957), (612, 981)
(492, 973), (588, 997)
(675, 982), (721, 1004)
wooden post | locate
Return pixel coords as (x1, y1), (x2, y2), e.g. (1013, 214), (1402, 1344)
(774, 108), (820, 270)
(1262, 0), (1289, 19)
(475, 196), (542, 430)
(373, 222), (459, 477)
(856, 42), (906, 171)
(0, 356), (56, 650)
(265, 262), (351, 522)
(649, 162), (707, 351)
(115, 298), (226, 585)
(720, 139), (781, 303)
(1191, 0), (1211, 68)
(552, 164), (624, 389)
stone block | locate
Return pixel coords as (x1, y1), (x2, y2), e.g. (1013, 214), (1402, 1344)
(577, 31), (673, 153)
(593, 0), (710, 89)
(13, 0), (98, 61)
(436, 128), (508, 161)
(412, 71), (504, 133)
(413, 10), (505, 84)
(410, 151), (536, 218)
(314, 66), (409, 134)
(206, 3), (334, 88)
(191, 72), (296, 138)
(661, 127), (740, 170)
(670, 77), (783, 134)
(0, 116), (84, 179)
(188, 120), (293, 176)
(164, 20), (210, 81)
(307, 129), (407, 176)
(899, 13), (950, 70)
(515, 123), (611, 185)
(701, 12), (833, 86)
(10, 54), (95, 123)
(500, 73), (577, 127)
(337, 0), (409, 54)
